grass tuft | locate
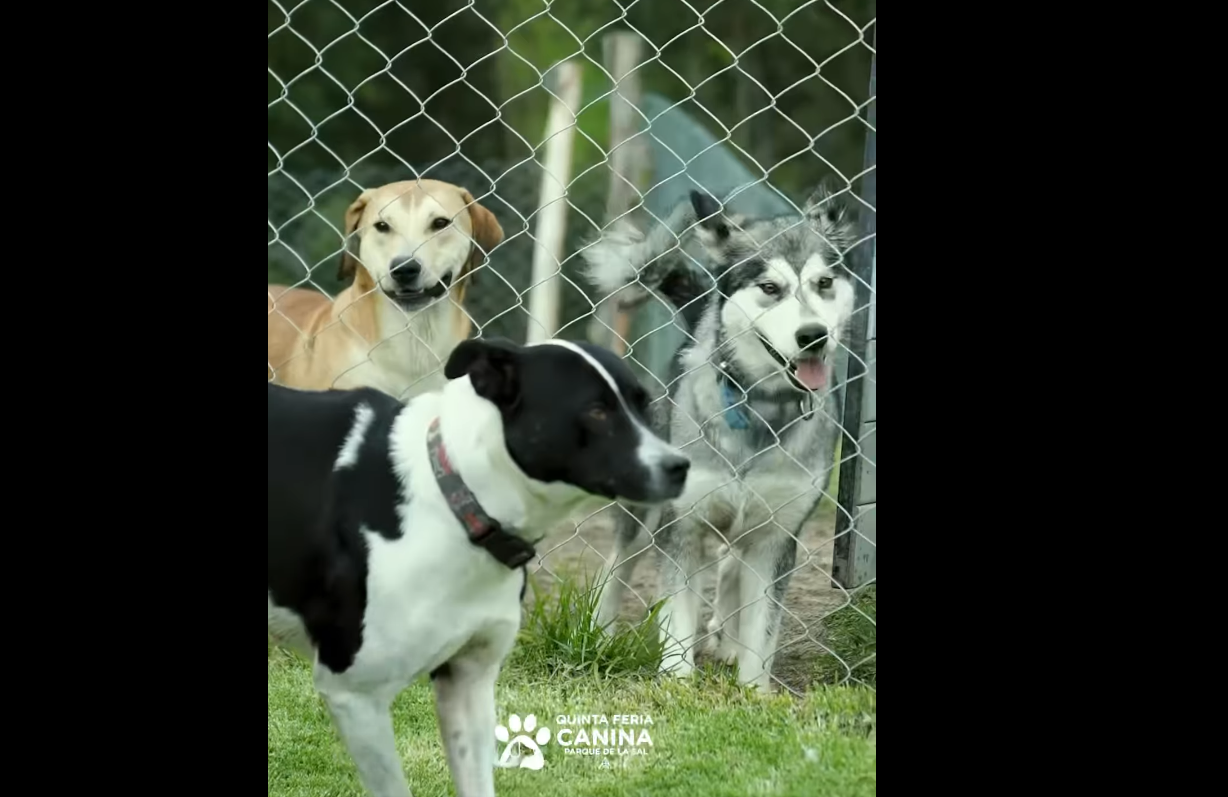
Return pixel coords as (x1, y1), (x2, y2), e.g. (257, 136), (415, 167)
(813, 585), (877, 688)
(512, 570), (666, 679)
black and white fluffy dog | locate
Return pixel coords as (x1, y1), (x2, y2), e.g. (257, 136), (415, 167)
(268, 337), (690, 797)
(581, 184), (858, 692)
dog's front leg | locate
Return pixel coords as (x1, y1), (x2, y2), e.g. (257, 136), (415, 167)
(433, 655), (502, 797)
(736, 533), (798, 692)
(318, 686), (412, 797)
(656, 517), (705, 677)
(705, 547), (743, 664)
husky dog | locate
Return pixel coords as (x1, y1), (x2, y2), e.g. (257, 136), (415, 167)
(581, 184), (859, 691)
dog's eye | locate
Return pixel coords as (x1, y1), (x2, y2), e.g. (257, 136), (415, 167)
(759, 283), (781, 296)
(588, 406), (609, 423)
(818, 277), (834, 291)
(374, 221), (392, 234)
(431, 218), (450, 231)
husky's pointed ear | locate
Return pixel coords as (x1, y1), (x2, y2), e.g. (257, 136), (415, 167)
(445, 338), (523, 411)
(339, 190), (374, 282)
(690, 190), (730, 241)
(805, 180), (856, 250)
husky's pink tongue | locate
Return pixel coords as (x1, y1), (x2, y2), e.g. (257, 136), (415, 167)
(795, 359), (828, 391)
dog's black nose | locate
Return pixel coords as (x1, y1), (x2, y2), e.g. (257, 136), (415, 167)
(391, 257), (422, 287)
(662, 455), (691, 488)
(796, 325), (829, 353)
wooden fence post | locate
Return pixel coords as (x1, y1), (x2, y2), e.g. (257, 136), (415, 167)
(526, 60), (584, 344)
(590, 32), (648, 355)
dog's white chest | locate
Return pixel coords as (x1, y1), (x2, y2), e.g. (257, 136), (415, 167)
(681, 464), (822, 536)
(345, 522), (524, 685)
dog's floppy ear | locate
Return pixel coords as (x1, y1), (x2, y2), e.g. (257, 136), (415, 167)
(338, 190), (373, 283)
(458, 190), (505, 291)
(445, 337), (522, 411)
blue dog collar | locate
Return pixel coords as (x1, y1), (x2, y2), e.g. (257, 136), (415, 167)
(720, 381), (752, 430)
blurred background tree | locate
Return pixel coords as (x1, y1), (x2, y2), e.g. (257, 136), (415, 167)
(269, 0), (875, 344)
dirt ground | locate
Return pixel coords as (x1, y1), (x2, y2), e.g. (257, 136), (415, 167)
(523, 504), (846, 694)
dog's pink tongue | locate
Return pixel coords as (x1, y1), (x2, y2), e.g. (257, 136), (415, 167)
(796, 360), (828, 391)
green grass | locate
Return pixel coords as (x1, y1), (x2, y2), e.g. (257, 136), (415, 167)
(269, 576), (876, 796)
(269, 653), (876, 797)
(511, 569), (666, 679)
(813, 587), (878, 689)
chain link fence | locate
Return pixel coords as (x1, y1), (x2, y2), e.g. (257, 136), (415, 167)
(269, 0), (876, 695)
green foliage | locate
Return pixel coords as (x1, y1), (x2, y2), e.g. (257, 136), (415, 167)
(493, 1), (615, 159)
(513, 570), (667, 679)
(488, 0), (876, 199)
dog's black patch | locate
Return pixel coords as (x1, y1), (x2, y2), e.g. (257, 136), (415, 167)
(446, 338), (684, 505)
(267, 383), (406, 674)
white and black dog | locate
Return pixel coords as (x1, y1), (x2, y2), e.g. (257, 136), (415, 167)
(581, 184), (858, 691)
(268, 337), (690, 797)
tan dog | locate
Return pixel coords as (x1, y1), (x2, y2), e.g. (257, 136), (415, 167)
(269, 180), (504, 400)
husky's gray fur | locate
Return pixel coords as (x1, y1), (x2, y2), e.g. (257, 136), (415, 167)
(581, 184), (859, 691)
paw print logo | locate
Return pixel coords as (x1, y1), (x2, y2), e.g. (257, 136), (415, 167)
(495, 714), (551, 771)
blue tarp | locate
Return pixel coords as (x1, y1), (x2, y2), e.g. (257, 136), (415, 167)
(640, 93), (796, 221)
(630, 93), (798, 379)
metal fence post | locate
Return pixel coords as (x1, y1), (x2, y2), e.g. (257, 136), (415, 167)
(833, 29), (877, 590)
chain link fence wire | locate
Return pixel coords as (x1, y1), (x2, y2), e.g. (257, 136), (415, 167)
(269, 0), (876, 695)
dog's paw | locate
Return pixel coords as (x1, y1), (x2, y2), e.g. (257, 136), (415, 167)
(735, 665), (777, 695)
(712, 640), (741, 666)
(746, 678), (777, 695)
(705, 618), (741, 664)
